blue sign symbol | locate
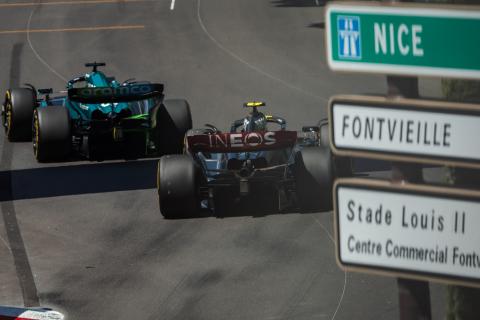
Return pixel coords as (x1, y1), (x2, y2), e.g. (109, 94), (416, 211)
(338, 16), (361, 60)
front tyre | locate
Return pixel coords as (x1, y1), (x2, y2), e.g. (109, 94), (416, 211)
(33, 107), (71, 162)
(157, 154), (201, 219)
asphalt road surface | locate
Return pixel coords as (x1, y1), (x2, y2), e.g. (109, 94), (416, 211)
(0, 0), (446, 319)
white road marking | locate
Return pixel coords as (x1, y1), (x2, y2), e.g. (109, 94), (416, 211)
(27, 9), (68, 82)
(170, 0), (175, 10)
(313, 216), (347, 320)
(196, 0), (327, 102)
(0, 234), (11, 251)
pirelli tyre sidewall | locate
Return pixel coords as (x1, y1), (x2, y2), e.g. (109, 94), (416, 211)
(4, 88), (36, 141)
(294, 146), (333, 212)
(157, 154), (201, 219)
(33, 106), (71, 162)
(152, 99), (193, 155)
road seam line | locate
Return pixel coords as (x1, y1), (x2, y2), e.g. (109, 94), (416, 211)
(0, 0), (150, 8)
(1, 25), (145, 34)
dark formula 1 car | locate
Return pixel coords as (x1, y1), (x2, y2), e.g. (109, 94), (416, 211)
(2, 62), (192, 161)
(157, 101), (335, 219)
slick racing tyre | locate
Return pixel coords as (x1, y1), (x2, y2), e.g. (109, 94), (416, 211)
(157, 154), (202, 219)
(33, 106), (71, 162)
(3, 88), (36, 141)
(294, 146), (333, 212)
(317, 118), (353, 178)
(318, 118), (329, 148)
(152, 99), (193, 154)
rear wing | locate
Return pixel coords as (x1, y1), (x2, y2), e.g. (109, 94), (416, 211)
(186, 131), (297, 153)
(68, 83), (163, 103)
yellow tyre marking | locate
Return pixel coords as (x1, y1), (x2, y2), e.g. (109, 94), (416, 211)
(33, 111), (40, 158)
(4, 91), (12, 135)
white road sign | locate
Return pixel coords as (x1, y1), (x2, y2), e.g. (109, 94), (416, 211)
(329, 95), (480, 168)
(334, 179), (480, 287)
(0, 307), (64, 320)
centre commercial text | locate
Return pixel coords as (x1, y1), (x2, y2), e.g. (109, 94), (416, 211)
(344, 199), (479, 270)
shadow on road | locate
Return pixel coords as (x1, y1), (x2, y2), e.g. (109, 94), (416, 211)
(0, 159), (158, 202)
(171, 189), (333, 220)
(0, 156), (393, 205)
(308, 22), (325, 29)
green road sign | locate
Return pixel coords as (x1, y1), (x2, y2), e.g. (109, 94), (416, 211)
(325, 2), (480, 79)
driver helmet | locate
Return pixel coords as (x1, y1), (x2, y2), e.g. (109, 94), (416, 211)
(242, 102), (267, 132)
(243, 111), (267, 132)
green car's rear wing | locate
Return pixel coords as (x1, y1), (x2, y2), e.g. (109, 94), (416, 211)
(68, 83), (164, 103)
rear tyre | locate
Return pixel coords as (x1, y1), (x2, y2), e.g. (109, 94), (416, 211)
(157, 154), (201, 219)
(294, 146), (333, 212)
(152, 99), (192, 154)
(3, 88), (36, 141)
(33, 107), (71, 162)
(317, 118), (353, 178)
(318, 118), (329, 148)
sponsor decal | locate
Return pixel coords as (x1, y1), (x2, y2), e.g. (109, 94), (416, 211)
(208, 132), (276, 148)
(68, 83), (163, 103)
(77, 84), (152, 98)
(187, 131), (297, 152)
